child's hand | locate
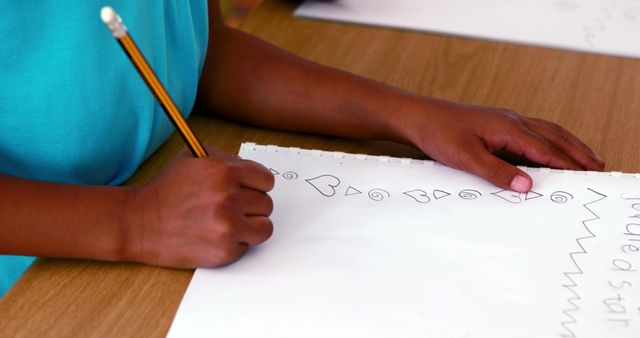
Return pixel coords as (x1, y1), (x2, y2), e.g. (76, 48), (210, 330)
(399, 99), (605, 193)
(127, 148), (274, 268)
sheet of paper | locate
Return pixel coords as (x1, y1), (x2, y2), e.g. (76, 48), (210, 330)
(168, 143), (640, 338)
(294, 0), (640, 59)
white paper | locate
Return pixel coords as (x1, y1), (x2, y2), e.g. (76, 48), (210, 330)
(294, 0), (640, 59)
(168, 143), (640, 338)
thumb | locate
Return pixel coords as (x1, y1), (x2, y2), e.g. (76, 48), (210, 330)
(455, 144), (533, 193)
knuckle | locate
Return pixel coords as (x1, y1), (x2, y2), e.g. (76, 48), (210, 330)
(211, 160), (238, 182)
(212, 217), (238, 240)
(500, 108), (519, 119)
(214, 243), (238, 266)
(211, 192), (236, 214)
(496, 109), (524, 127)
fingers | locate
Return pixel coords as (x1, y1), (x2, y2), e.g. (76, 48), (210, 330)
(209, 153), (274, 248)
(218, 183), (274, 258)
(203, 215), (270, 268)
(236, 189), (274, 245)
(185, 146), (274, 192)
(239, 216), (274, 246)
(234, 159), (275, 193)
(525, 118), (604, 171)
(500, 127), (585, 171)
(452, 113), (604, 192)
(150, 147), (276, 269)
(211, 215), (271, 267)
(204, 213), (271, 267)
(239, 188), (274, 216)
(498, 119), (604, 173)
(455, 141), (533, 192)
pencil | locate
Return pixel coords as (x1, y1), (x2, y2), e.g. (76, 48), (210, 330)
(100, 6), (208, 158)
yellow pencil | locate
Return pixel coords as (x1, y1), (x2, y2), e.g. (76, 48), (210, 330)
(100, 6), (208, 158)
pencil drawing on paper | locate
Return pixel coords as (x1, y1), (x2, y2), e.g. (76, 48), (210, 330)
(492, 189), (524, 204)
(305, 174), (341, 197)
(551, 191), (574, 204)
(459, 189), (482, 200)
(581, 0), (616, 47)
(368, 189), (391, 201)
(559, 188), (607, 337)
(345, 186), (362, 196)
(297, 169), (581, 208)
(209, 144), (640, 337)
(525, 190), (544, 200)
(580, 0), (640, 47)
(433, 189), (451, 199)
(554, 0), (579, 12)
(282, 171), (299, 180)
(491, 190), (545, 204)
(295, 0), (640, 60)
(298, 170), (580, 208)
(403, 189), (431, 203)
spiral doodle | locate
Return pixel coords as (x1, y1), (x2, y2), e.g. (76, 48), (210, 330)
(550, 191), (573, 204)
(459, 189), (482, 200)
(368, 189), (391, 202)
(282, 171), (299, 180)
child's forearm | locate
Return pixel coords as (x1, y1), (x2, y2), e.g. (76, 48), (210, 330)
(0, 174), (134, 261)
(198, 14), (410, 143)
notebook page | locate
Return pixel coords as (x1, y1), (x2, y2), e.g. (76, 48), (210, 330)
(167, 143), (640, 338)
(295, 0), (640, 59)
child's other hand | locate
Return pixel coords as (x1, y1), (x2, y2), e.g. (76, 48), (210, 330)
(127, 147), (274, 268)
(399, 99), (605, 193)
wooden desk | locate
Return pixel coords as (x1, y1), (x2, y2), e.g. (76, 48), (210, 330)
(2, 0), (640, 336)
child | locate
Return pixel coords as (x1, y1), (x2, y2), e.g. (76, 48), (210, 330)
(0, 0), (604, 297)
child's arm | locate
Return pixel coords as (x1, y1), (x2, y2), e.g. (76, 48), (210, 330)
(0, 149), (274, 267)
(197, 1), (604, 193)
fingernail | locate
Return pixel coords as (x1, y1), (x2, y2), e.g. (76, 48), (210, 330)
(510, 175), (531, 192)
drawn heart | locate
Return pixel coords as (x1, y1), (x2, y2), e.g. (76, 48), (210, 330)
(403, 189), (431, 203)
(491, 190), (522, 204)
(305, 175), (341, 197)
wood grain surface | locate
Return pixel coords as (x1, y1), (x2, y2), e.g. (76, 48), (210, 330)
(2, 0), (639, 336)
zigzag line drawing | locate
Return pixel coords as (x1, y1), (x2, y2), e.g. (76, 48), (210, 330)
(559, 188), (607, 338)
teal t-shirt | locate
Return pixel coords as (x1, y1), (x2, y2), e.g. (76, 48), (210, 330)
(0, 1), (209, 297)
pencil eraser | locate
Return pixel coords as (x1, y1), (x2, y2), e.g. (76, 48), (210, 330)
(100, 7), (116, 24)
(101, 6), (127, 38)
